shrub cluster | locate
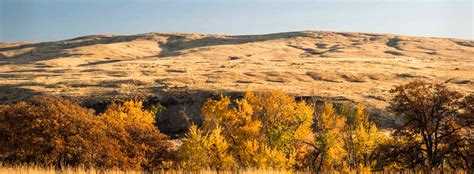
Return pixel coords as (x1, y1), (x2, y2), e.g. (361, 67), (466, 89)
(0, 96), (170, 170)
(0, 81), (472, 172)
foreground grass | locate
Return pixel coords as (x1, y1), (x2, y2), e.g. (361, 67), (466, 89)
(0, 166), (300, 174)
(0, 166), (139, 174)
(1, 166), (471, 174)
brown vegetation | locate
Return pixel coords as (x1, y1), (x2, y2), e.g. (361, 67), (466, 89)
(0, 96), (170, 170)
(377, 81), (473, 170)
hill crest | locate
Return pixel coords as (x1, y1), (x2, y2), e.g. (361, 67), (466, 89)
(1, 31), (473, 108)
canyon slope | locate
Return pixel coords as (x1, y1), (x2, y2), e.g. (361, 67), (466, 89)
(1, 31), (473, 108)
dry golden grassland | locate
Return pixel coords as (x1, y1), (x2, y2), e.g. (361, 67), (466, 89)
(0, 166), (302, 174)
(0, 166), (470, 174)
(1, 31), (473, 108)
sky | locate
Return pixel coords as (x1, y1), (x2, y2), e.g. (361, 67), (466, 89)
(0, 0), (472, 42)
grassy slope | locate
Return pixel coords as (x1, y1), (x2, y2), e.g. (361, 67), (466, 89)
(0, 31), (473, 108)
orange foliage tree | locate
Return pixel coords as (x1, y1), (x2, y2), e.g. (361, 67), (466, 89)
(0, 95), (118, 168)
(99, 100), (170, 170)
(0, 96), (170, 170)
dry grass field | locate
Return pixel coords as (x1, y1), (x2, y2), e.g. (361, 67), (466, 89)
(1, 31), (473, 108)
(0, 166), (469, 174)
(0, 166), (299, 174)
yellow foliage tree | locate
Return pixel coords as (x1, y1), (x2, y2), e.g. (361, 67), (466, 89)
(100, 100), (155, 126)
(237, 139), (293, 169)
(311, 102), (347, 172)
(342, 103), (384, 172)
(99, 100), (168, 169)
(177, 125), (208, 170)
(178, 91), (314, 170)
(178, 125), (236, 170)
(310, 102), (385, 172)
(245, 91), (314, 168)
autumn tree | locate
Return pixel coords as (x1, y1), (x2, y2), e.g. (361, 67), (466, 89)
(309, 102), (347, 172)
(178, 91), (314, 170)
(0, 96), (171, 170)
(386, 81), (472, 170)
(0, 95), (119, 169)
(444, 93), (473, 169)
(244, 91), (314, 168)
(99, 100), (170, 170)
(307, 102), (385, 173)
(178, 125), (236, 170)
(341, 103), (384, 171)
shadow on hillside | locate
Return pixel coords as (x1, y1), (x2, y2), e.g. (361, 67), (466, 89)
(0, 35), (145, 65)
(78, 59), (122, 67)
(157, 32), (313, 57)
(0, 32), (315, 65)
(0, 84), (42, 103)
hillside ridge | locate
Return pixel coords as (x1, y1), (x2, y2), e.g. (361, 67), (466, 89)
(1, 31), (473, 108)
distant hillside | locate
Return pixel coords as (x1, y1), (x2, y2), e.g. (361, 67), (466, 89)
(1, 31), (473, 108)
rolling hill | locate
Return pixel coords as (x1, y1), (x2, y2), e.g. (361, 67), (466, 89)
(1, 31), (473, 109)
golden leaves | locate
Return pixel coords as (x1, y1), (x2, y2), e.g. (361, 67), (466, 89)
(178, 90), (314, 170)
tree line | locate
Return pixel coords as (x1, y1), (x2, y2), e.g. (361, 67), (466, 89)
(0, 81), (472, 172)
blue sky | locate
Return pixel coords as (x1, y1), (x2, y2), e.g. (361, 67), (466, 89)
(0, 0), (472, 42)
